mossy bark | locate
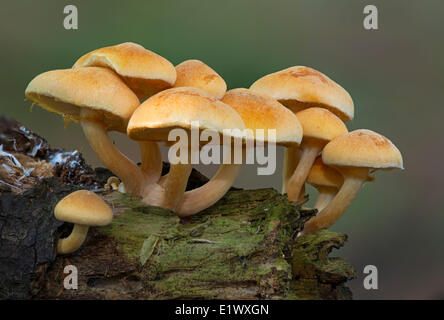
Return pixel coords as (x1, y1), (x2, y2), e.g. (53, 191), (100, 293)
(38, 189), (356, 300)
(0, 116), (356, 300)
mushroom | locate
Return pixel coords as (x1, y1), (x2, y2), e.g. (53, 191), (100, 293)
(221, 87), (302, 170)
(306, 156), (343, 211)
(73, 42), (176, 99)
(303, 129), (403, 233)
(174, 59), (227, 99)
(178, 88), (303, 216)
(249, 66), (354, 194)
(157, 59), (228, 187)
(73, 42), (177, 186)
(54, 190), (113, 254)
(105, 176), (121, 191)
(25, 67), (143, 195)
(127, 87), (246, 214)
(286, 107), (348, 201)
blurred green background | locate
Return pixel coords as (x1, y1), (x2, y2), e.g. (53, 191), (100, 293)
(1, 0), (443, 299)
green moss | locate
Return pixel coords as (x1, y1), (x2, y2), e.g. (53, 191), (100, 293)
(98, 188), (354, 299)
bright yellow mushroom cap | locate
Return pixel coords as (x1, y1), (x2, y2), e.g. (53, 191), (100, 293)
(73, 42), (176, 99)
(307, 156), (343, 188)
(296, 107), (348, 142)
(25, 67), (140, 132)
(250, 66), (354, 121)
(322, 129), (404, 170)
(221, 88), (302, 146)
(174, 59), (227, 99)
(54, 190), (113, 226)
(127, 87), (246, 142)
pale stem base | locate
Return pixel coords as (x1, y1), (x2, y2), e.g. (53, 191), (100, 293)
(162, 163), (193, 211)
(177, 163), (242, 217)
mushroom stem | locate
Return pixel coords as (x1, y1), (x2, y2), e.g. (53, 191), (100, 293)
(80, 114), (143, 195)
(157, 174), (168, 187)
(303, 167), (369, 233)
(141, 182), (166, 207)
(286, 139), (324, 201)
(138, 141), (162, 184)
(313, 186), (338, 211)
(162, 163), (193, 211)
(177, 163), (242, 217)
(143, 144), (242, 216)
(282, 147), (300, 193)
(57, 224), (89, 254)
(147, 145), (194, 211)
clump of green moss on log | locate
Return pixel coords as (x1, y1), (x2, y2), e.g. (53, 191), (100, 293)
(95, 188), (355, 299)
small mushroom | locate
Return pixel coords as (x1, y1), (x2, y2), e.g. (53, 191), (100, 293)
(174, 59), (227, 99)
(286, 107), (348, 201)
(127, 87), (246, 214)
(25, 67), (143, 195)
(54, 190), (113, 254)
(249, 66), (354, 193)
(105, 176), (121, 191)
(303, 129), (403, 233)
(306, 156), (343, 211)
(73, 42), (177, 186)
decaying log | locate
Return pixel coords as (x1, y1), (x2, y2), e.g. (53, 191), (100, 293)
(0, 177), (79, 299)
(0, 116), (356, 300)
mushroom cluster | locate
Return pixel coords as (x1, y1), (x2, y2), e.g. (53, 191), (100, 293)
(250, 66), (403, 233)
(25, 42), (403, 237)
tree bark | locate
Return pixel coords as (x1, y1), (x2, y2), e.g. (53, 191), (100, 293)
(0, 116), (356, 300)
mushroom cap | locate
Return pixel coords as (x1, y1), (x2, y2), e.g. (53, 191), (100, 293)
(221, 88), (302, 146)
(249, 66), (354, 121)
(25, 67), (140, 132)
(73, 42), (176, 99)
(54, 190), (113, 226)
(127, 87), (246, 142)
(307, 156), (343, 188)
(296, 107), (348, 142)
(322, 129), (404, 170)
(174, 60), (227, 99)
